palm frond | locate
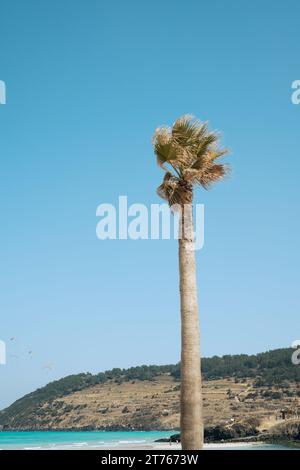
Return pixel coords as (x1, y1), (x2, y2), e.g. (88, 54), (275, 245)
(156, 172), (176, 200)
(193, 132), (218, 160)
(192, 146), (228, 175)
(192, 163), (229, 189)
(172, 146), (195, 171)
(207, 147), (229, 161)
(172, 115), (207, 148)
(153, 126), (178, 170)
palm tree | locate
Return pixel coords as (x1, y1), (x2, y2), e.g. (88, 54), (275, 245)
(152, 115), (229, 450)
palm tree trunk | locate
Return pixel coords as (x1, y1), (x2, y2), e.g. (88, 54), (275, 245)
(179, 203), (203, 450)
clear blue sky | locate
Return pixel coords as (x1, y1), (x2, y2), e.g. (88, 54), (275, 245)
(0, 0), (299, 409)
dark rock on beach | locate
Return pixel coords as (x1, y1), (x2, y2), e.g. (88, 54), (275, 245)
(155, 418), (260, 444)
(155, 433), (180, 443)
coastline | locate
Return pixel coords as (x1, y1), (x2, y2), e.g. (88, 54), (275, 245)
(0, 430), (296, 450)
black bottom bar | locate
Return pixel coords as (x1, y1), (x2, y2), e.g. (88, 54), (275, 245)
(0, 449), (299, 465)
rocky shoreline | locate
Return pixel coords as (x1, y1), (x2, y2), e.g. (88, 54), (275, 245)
(155, 419), (300, 447)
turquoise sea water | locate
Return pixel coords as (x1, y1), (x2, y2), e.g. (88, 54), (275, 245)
(0, 431), (296, 450)
(1, 431), (166, 450)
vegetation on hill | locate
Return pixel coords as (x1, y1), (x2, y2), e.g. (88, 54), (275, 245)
(172, 348), (300, 386)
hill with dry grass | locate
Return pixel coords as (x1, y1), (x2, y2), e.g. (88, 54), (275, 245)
(1, 348), (299, 432)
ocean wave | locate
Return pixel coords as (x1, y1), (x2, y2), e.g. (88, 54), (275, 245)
(118, 440), (147, 444)
(23, 447), (42, 450)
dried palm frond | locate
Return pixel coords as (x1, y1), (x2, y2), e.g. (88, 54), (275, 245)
(152, 127), (179, 171)
(193, 163), (229, 189)
(157, 173), (193, 206)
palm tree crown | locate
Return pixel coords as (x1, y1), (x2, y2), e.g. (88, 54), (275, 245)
(153, 115), (229, 206)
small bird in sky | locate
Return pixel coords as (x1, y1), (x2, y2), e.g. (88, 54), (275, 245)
(42, 363), (54, 371)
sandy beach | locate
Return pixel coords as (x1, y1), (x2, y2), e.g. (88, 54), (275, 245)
(83, 442), (266, 451)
